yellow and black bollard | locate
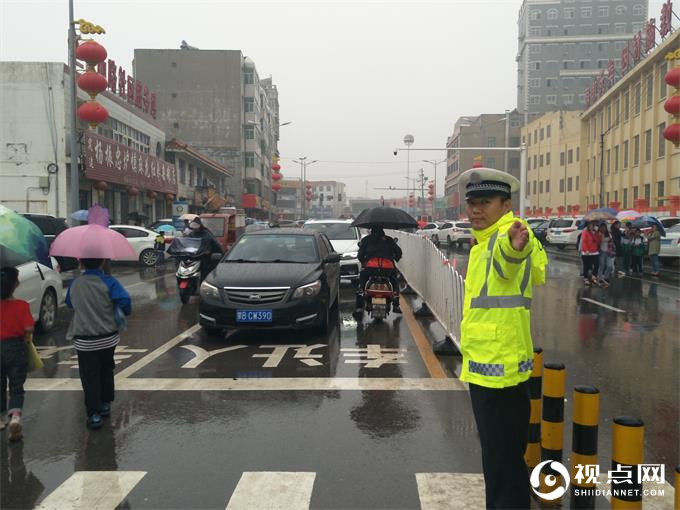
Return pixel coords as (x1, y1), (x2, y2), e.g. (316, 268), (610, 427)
(525, 346), (543, 469)
(611, 416), (644, 509)
(570, 385), (600, 509)
(540, 362), (566, 504)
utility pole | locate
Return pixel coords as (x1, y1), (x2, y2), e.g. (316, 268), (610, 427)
(504, 110), (510, 173)
(418, 168), (426, 217)
(68, 0), (80, 221)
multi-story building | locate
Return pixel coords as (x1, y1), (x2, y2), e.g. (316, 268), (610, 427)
(0, 61), (177, 223)
(277, 179), (302, 220)
(581, 29), (679, 212)
(517, 0), (648, 115)
(444, 110), (523, 218)
(133, 49), (280, 218)
(521, 110), (582, 215)
(309, 181), (348, 219)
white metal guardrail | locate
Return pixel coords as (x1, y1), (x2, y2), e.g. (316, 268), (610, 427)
(390, 230), (465, 350)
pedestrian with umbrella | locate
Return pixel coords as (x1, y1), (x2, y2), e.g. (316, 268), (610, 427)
(630, 227), (646, 276)
(646, 224), (662, 277)
(50, 218), (136, 430)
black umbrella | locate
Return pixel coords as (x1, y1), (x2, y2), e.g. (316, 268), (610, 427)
(351, 206), (418, 229)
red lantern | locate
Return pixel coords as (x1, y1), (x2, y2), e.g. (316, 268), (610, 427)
(665, 66), (680, 88)
(147, 191), (157, 200)
(428, 196), (433, 202)
(272, 173), (282, 181)
(93, 180), (108, 191)
(272, 183), (282, 192)
(663, 123), (680, 147)
(78, 71), (107, 99)
(664, 95), (680, 116)
(306, 183), (312, 190)
(272, 163), (281, 171)
(78, 100), (108, 129)
(76, 40), (107, 65)
(127, 187), (139, 196)
(306, 192), (313, 201)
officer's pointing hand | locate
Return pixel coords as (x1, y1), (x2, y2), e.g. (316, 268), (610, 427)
(508, 221), (529, 252)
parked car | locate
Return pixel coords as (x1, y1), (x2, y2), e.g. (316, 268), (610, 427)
(526, 217), (548, 228)
(22, 213), (78, 271)
(109, 225), (160, 266)
(546, 217), (583, 249)
(531, 220), (551, 245)
(13, 259), (63, 332)
(303, 219), (362, 284)
(439, 221), (473, 247)
(659, 223), (680, 259)
(415, 222), (442, 244)
(198, 228), (341, 336)
(149, 218), (174, 231)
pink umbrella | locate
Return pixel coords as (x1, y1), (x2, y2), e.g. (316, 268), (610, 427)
(49, 224), (136, 260)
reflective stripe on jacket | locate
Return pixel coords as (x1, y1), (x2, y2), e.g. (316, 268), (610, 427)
(460, 212), (548, 389)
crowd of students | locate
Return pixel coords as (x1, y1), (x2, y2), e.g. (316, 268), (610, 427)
(579, 220), (662, 286)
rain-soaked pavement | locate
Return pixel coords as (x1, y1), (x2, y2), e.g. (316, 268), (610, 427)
(1, 252), (677, 509)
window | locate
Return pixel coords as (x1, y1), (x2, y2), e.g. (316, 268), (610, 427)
(529, 27), (542, 37)
(615, 41), (626, 51)
(487, 157), (496, 168)
(546, 125), (551, 138)
(614, 145), (619, 172)
(547, 95), (557, 104)
(546, 180), (550, 192)
(616, 5), (627, 15)
(547, 8), (558, 20)
(623, 188), (628, 208)
(244, 97), (255, 113)
(563, 94), (574, 105)
(644, 129), (652, 162)
(567, 177), (573, 192)
(632, 4), (643, 16)
(534, 129), (538, 141)
(659, 62), (668, 99)
(539, 154), (544, 167)
(179, 160), (186, 185)
(244, 67), (254, 84)
(487, 136), (496, 147)
(646, 74), (653, 108)
(581, 6), (592, 17)
(623, 90), (630, 121)
(576, 176), (579, 190)
(614, 191), (618, 203)
(528, 133), (532, 145)
(560, 152), (565, 166)
(598, 6), (609, 17)
(533, 155), (537, 167)
(188, 165), (194, 187)
(539, 181), (544, 194)
(245, 125), (255, 139)
(560, 179), (565, 192)
(530, 44), (541, 54)
(607, 149), (611, 174)
(615, 23), (627, 33)
(614, 97), (620, 125)
(529, 78), (541, 88)
(529, 95), (541, 105)
(546, 152), (551, 165)
(564, 8), (575, 19)
(633, 186), (639, 201)
(644, 184), (650, 202)
(530, 10), (541, 20)
(607, 104), (612, 128)
(623, 140), (629, 168)
(658, 181), (665, 206)
(529, 61), (540, 71)
(540, 128), (544, 141)
(576, 147), (580, 161)
(580, 60), (589, 69)
(527, 182), (531, 196)
(245, 152), (255, 168)
(533, 181), (537, 195)
(598, 24), (609, 35)
(658, 123), (666, 158)
(633, 135), (640, 165)
(568, 149), (573, 164)
(528, 158), (531, 171)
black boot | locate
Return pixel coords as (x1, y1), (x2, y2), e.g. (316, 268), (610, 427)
(392, 296), (402, 314)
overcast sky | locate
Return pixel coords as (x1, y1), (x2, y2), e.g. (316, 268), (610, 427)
(1, 0), (666, 198)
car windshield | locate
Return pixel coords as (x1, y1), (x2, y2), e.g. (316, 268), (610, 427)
(550, 219), (573, 228)
(200, 217), (225, 236)
(303, 223), (357, 240)
(225, 234), (319, 263)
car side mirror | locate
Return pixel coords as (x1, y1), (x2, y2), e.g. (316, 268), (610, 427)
(210, 253), (223, 263)
(324, 253), (341, 264)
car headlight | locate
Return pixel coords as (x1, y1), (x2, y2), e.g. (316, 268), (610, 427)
(342, 251), (358, 260)
(292, 280), (322, 299)
(199, 281), (220, 300)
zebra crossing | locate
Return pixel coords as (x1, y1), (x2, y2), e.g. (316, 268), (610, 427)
(33, 470), (487, 510)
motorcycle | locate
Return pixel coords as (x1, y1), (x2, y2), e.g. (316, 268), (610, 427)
(167, 237), (209, 304)
(361, 258), (399, 322)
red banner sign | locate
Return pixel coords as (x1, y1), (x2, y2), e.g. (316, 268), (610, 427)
(83, 132), (177, 194)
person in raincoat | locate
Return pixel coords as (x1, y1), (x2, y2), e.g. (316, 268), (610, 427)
(458, 167), (548, 510)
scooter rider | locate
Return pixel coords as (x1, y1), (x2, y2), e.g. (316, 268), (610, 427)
(355, 226), (403, 314)
(188, 218), (223, 280)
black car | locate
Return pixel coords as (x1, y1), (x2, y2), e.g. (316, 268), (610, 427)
(531, 220), (550, 245)
(198, 228), (341, 336)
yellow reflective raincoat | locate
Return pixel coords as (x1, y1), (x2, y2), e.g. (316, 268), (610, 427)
(460, 212), (547, 388)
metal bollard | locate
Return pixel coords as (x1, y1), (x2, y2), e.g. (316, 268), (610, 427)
(540, 362), (566, 504)
(611, 416), (644, 509)
(675, 466), (679, 510)
(524, 346), (543, 469)
(570, 385), (600, 509)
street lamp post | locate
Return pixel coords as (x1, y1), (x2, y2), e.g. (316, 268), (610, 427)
(422, 158), (445, 218)
(403, 134), (414, 214)
(68, 0), (80, 222)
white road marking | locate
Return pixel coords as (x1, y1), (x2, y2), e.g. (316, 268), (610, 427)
(115, 323), (202, 379)
(180, 344), (247, 369)
(416, 473), (486, 510)
(35, 471), (146, 510)
(580, 297), (627, 313)
(25, 377), (467, 392)
(226, 472), (316, 510)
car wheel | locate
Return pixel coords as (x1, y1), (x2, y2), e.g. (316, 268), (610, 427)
(37, 288), (57, 332)
(203, 326), (224, 338)
(432, 234), (439, 245)
(140, 249), (158, 267)
(447, 235), (452, 245)
(312, 301), (330, 334)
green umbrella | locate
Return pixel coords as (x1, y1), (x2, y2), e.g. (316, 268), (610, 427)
(0, 205), (50, 266)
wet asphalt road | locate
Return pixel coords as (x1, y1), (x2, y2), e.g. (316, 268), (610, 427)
(1, 252), (677, 509)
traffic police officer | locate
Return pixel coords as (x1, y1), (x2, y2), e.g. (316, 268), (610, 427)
(459, 167), (547, 509)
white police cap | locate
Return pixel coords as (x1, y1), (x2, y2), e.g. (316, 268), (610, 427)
(459, 167), (520, 200)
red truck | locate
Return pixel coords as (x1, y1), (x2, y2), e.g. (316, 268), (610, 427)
(199, 208), (246, 253)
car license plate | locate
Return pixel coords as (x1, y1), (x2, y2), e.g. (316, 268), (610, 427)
(236, 310), (273, 323)
(373, 297), (387, 305)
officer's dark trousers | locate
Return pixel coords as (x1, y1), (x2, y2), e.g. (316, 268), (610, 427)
(469, 380), (531, 510)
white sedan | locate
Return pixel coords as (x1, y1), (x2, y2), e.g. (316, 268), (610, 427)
(13, 259), (63, 332)
(439, 221), (473, 247)
(659, 224), (680, 259)
(109, 225), (160, 266)
(415, 222), (443, 245)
